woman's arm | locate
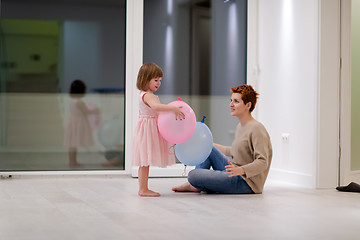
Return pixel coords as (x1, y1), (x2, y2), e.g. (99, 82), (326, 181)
(214, 143), (227, 155)
(213, 143), (230, 156)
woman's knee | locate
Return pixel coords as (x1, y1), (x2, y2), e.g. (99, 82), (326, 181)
(188, 169), (202, 186)
(187, 169), (196, 184)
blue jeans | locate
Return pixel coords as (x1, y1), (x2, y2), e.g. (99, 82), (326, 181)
(187, 147), (254, 194)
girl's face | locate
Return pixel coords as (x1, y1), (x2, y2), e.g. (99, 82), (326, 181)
(229, 93), (251, 117)
(147, 77), (162, 92)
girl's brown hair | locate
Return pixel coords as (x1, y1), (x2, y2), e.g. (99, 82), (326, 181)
(136, 63), (163, 91)
(69, 79), (86, 98)
(230, 84), (259, 112)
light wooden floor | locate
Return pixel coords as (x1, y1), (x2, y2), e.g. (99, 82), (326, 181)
(0, 175), (359, 240)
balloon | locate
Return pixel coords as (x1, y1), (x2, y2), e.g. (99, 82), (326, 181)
(87, 103), (101, 131)
(174, 118), (213, 166)
(98, 117), (123, 148)
(157, 98), (196, 144)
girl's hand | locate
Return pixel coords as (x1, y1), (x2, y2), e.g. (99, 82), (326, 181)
(92, 107), (100, 114)
(225, 160), (245, 177)
(173, 106), (185, 120)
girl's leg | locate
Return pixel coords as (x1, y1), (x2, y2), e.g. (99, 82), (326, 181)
(138, 166), (160, 197)
(69, 147), (80, 167)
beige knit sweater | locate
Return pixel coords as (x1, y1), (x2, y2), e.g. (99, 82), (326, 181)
(225, 121), (272, 193)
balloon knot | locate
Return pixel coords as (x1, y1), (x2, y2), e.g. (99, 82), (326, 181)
(201, 116), (206, 123)
(177, 97), (182, 101)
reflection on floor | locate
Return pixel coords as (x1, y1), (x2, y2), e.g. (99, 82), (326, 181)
(0, 176), (358, 240)
(0, 152), (124, 171)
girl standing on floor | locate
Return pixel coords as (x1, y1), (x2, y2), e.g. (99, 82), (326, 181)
(132, 63), (185, 197)
(64, 79), (99, 167)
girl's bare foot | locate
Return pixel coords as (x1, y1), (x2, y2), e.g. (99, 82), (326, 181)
(101, 158), (121, 167)
(69, 162), (83, 168)
(172, 182), (200, 192)
(138, 189), (161, 197)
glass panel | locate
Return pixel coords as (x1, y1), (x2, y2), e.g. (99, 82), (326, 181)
(351, 0), (360, 171)
(0, 0), (126, 171)
(143, 0), (247, 162)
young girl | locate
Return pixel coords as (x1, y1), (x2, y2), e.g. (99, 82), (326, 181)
(64, 79), (99, 167)
(132, 63), (185, 197)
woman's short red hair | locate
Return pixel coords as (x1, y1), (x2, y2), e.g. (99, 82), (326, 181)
(230, 84), (259, 112)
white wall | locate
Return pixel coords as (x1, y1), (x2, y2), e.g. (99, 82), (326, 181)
(317, 0), (340, 188)
(251, 0), (319, 187)
(125, 0), (143, 174)
(250, 0), (341, 188)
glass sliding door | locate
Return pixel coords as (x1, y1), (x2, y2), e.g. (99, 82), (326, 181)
(0, 0), (126, 171)
(350, 0), (360, 173)
(140, 0), (247, 176)
(340, 0), (360, 184)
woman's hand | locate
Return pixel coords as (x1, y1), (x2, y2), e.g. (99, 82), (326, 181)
(225, 160), (245, 177)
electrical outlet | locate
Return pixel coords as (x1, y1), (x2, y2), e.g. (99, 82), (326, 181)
(282, 133), (290, 143)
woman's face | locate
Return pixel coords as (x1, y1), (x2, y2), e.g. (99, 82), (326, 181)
(147, 77), (162, 92)
(229, 93), (250, 117)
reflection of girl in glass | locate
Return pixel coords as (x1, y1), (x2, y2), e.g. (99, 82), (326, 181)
(64, 79), (99, 167)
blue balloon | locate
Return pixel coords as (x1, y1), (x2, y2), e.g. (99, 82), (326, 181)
(98, 117), (123, 148)
(174, 121), (213, 166)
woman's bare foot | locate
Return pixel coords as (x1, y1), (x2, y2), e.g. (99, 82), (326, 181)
(172, 182), (200, 192)
(138, 189), (161, 197)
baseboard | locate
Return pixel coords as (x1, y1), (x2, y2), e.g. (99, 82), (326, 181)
(131, 164), (195, 177)
(267, 168), (315, 188)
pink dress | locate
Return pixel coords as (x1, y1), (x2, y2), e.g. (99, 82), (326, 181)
(64, 99), (94, 148)
(132, 91), (175, 167)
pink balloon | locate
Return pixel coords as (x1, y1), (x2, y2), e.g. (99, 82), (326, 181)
(157, 98), (196, 144)
(87, 103), (101, 131)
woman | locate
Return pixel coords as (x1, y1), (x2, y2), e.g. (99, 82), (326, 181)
(172, 84), (272, 194)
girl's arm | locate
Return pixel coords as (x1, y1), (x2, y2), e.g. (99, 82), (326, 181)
(143, 93), (184, 119)
(77, 100), (100, 115)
